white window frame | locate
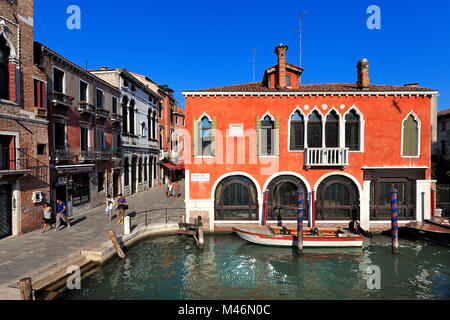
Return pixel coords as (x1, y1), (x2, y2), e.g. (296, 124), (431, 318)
(32, 76), (47, 109)
(195, 112), (213, 158)
(53, 119), (67, 150)
(79, 125), (91, 151)
(324, 106), (343, 148)
(343, 105), (365, 153)
(112, 96), (118, 114)
(96, 88), (104, 109)
(258, 111), (276, 157)
(52, 66), (66, 94)
(401, 111), (421, 158)
(287, 106), (307, 152)
(79, 79), (89, 103)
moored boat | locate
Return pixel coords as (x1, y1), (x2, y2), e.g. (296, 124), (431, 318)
(232, 225), (364, 248)
(403, 217), (450, 246)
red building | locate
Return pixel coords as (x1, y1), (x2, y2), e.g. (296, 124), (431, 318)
(0, 0), (50, 238)
(35, 43), (122, 216)
(183, 44), (439, 232)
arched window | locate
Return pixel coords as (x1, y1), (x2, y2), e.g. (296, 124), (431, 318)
(200, 116), (212, 156)
(345, 110), (360, 151)
(307, 111), (322, 148)
(325, 111), (339, 148)
(138, 158), (143, 183)
(144, 158), (148, 182)
(129, 99), (135, 134)
(267, 175), (308, 221)
(261, 115), (274, 155)
(122, 96), (128, 133)
(215, 175), (258, 220)
(290, 111), (304, 151)
(402, 114), (419, 156)
(0, 37), (10, 100)
(316, 175), (359, 220)
(124, 158), (129, 186)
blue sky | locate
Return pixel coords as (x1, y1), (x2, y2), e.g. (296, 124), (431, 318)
(34, 0), (450, 109)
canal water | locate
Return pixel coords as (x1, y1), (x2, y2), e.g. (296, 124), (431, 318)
(59, 234), (449, 300)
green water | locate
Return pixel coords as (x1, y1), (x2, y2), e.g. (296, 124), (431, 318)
(59, 234), (449, 300)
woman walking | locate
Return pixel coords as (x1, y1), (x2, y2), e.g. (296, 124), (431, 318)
(42, 202), (53, 233)
(166, 181), (173, 198)
(105, 194), (114, 221)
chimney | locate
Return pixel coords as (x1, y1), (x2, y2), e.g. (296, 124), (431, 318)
(101, 66), (108, 70)
(275, 44), (288, 89)
(356, 58), (369, 90)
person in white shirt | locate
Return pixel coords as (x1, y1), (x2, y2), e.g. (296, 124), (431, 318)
(105, 194), (114, 221)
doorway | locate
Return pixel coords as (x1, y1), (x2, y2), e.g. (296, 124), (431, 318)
(0, 184), (12, 239)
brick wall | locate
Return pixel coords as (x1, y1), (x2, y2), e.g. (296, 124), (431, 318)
(0, 0), (51, 235)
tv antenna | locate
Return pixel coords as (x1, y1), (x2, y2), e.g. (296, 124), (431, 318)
(299, 10), (308, 85)
(252, 48), (258, 82)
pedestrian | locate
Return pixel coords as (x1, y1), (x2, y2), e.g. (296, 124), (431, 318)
(116, 193), (127, 224)
(174, 181), (180, 198)
(105, 194), (114, 221)
(166, 181), (173, 198)
(55, 199), (71, 231)
(42, 202), (53, 233)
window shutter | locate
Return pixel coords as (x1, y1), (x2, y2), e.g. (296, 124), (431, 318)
(211, 116), (217, 156)
(275, 116), (280, 156)
(192, 117), (198, 156)
(403, 116), (418, 156)
(256, 116), (261, 156)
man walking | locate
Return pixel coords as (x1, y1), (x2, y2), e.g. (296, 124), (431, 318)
(116, 194), (127, 224)
(55, 199), (71, 231)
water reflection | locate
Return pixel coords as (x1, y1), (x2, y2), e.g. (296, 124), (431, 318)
(59, 234), (450, 300)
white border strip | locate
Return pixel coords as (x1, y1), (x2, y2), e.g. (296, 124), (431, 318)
(182, 90), (439, 97)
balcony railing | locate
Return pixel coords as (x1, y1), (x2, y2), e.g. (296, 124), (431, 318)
(53, 148), (75, 162)
(51, 91), (73, 108)
(304, 148), (349, 169)
(78, 148), (97, 162)
(0, 148), (48, 181)
(111, 147), (123, 159)
(96, 107), (110, 119)
(110, 113), (123, 124)
(78, 102), (96, 114)
(97, 150), (111, 161)
(122, 133), (138, 146)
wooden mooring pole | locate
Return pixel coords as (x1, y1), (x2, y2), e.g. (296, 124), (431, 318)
(297, 189), (304, 253)
(390, 185), (399, 254)
(108, 230), (126, 259)
(19, 277), (33, 300)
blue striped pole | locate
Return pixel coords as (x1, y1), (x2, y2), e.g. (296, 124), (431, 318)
(391, 185), (399, 254)
(297, 188), (304, 252)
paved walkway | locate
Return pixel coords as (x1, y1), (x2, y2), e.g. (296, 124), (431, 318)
(0, 181), (185, 286)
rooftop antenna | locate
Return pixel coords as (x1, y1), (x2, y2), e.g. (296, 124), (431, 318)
(252, 48), (258, 82)
(299, 10), (308, 85)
